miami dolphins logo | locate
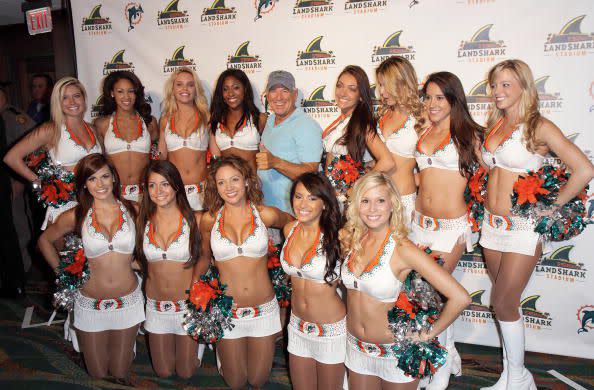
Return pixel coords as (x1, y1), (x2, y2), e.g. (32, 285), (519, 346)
(227, 41), (262, 72)
(125, 3), (143, 31)
(103, 50), (135, 75)
(201, 0), (237, 23)
(254, 0), (277, 22)
(81, 4), (112, 33)
(577, 305), (594, 334)
(371, 31), (415, 63)
(163, 46), (196, 73)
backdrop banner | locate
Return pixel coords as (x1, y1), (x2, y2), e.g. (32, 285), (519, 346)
(71, 0), (594, 359)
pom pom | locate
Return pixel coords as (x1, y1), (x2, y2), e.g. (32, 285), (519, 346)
(26, 148), (76, 208)
(183, 266), (234, 343)
(464, 165), (488, 232)
(324, 154), (368, 202)
(267, 239), (291, 308)
(149, 141), (160, 160)
(53, 234), (90, 312)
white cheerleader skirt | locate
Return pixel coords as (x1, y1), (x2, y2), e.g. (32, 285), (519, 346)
(72, 282), (145, 332)
(121, 184), (142, 203)
(345, 333), (414, 384)
(145, 297), (187, 336)
(185, 183), (205, 211)
(287, 312), (346, 365)
(42, 200), (77, 230)
(410, 210), (473, 253)
(222, 297), (281, 340)
(479, 209), (541, 256)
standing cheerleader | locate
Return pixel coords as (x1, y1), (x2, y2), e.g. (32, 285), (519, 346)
(200, 156), (293, 389)
(95, 71), (158, 203)
(3, 77), (101, 229)
(159, 68), (210, 211)
(412, 72), (483, 389)
(375, 57), (425, 226)
(480, 60), (594, 390)
(340, 172), (470, 390)
(323, 65), (394, 207)
(209, 69), (267, 173)
(38, 154), (143, 379)
(282, 172), (345, 390)
(136, 160), (204, 378)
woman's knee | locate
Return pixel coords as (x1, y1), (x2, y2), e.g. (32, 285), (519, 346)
(176, 361), (198, 379)
(223, 373), (248, 390)
(491, 293), (519, 320)
(247, 370), (270, 388)
(153, 364), (174, 378)
(86, 366), (108, 379)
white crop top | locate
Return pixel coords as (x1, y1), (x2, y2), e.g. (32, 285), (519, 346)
(377, 113), (418, 159)
(143, 214), (191, 262)
(341, 231), (401, 303)
(81, 201), (135, 259)
(49, 124), (102, 167)
(164, 113), (208, 152)
(104, 113), (151, 155)
(482, 119), (544, 173)
(414, 127), (459, 171)
(323, 115), (372, 162)
(215, 118), (260, 151)
(211, 203), (269, 262)
(280, 222), (340, 284)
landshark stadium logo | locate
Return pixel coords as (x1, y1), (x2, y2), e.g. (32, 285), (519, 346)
(456, 244), (487, 275)
(344, 0), (389, 14)
(458, 24), (506, 62)
(460, 290), (495, 324)
(163, 46), (196, 73)
(91, 95), (104, 118)
(544, 15), (594, 56)
(254, 0), (277, 22)
(535, 76), (563, 113)
(521, 295), (552, 330)
(370, 84), (381, 113)
(576, 305), (594, 334)
(157, 0), (189, 29)
(293, 0), (334, 19)
(81, 4), (112, 35)
(302, 85), (339, 119)
(371, 31), (415, 63)
(103, 50), (135, 75)
(296, 36), (336, 71)
(201, 0), (236, 26)
(124, 3), (143, 32)
(535, 245), (587, 283)
(227, 41), (263, 74)
(466, 79), (493, 121)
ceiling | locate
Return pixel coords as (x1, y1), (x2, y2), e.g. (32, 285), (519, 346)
(0, 0), (62, 26)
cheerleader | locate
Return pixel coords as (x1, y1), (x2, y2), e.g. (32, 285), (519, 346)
(38, 154), (143, 379)
(340, 172), (470, 390)
(209, 69), (267, 173)
(375, 57), (425, 226)
(158, 67), (210, 211)
(479, 60), (594, 390)
(200, 156), (293, 389)
(3, 77), (101, 229)
(412, 72), (483, 389)
(136, 160), (204, 378)
(323, 65), (394, 206)
(282, 172), (345, 390)
(94, 71), (158, 203)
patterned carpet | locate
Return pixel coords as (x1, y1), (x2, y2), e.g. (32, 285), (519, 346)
(0, 281), (592, 389)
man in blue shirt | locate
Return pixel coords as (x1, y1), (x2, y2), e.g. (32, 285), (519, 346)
(257, 71), (322, 213)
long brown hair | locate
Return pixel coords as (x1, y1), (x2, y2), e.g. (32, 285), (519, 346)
(335, 65), (377, 162)
(73, 153), (136, 236)
(204, 156), (263, 215)
(422, 72), (484, 178)
(135, 160), (201, 273)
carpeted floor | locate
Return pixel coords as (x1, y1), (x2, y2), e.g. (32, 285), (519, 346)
(0, 280), (592, 389)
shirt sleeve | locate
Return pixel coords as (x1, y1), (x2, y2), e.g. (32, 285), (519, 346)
(294, 117), (323, 163)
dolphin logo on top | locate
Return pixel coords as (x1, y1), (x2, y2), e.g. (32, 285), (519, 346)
(163, 46), (196, 73)
(577, 305), (594, 334)
(227, 41), (263, 73)
(293, 0), (334, 18)
(81, 4), (112, 34)
(103, 50), (135, 75)
(460, 290), (495, 323)
(201, 0), (237, 24)
(302, 86), (339, 118)
(125, 3), (144, 32)
(545, 15), (594, 55)
(521, 295), (552, 329)
(458, 24), (506, 61)
(296, 36), (336, 69)
(157, 0), (190, 28)
(254, 0), (278, 22)
(535, 245), (587, 283)
(371, 31), (416, 63)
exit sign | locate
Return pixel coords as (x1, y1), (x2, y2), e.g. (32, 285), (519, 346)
(26, 7), (53, 35)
